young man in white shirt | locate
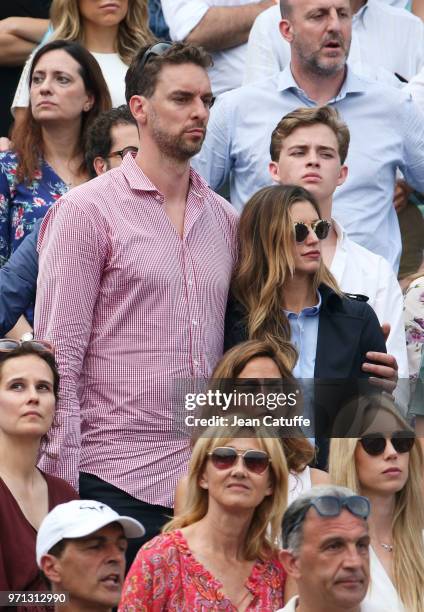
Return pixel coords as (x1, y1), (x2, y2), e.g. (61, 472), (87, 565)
(268, 105), (408, 384)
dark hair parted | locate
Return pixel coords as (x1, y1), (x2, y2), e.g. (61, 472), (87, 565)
(0, 343), (60, 400)
(231, 184), (341, 368)
(85, 105), (137, 178)
(280, 0), (292, 18)
(125, 42), (213, 102)
(12, 40), (112, 184)
(270, 106), (350, 164)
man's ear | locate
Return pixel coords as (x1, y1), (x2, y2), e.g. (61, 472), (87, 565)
(269, 160), (281, 183)
(280, 19), (294, 44)
(129, 94), (148, 125)
(40, 554), (63, 585)
(93, 156), (109, 176)
(336, 164), (348, 188)
(279, 549), (302, 580)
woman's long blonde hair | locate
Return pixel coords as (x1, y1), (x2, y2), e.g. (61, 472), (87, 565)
(165, 423), (289, 561)
(50, 0), (154, 65)
(232, 184), (341, 370)
(329, 396), (424, 612)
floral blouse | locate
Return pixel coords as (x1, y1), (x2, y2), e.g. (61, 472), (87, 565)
(404, 275), (424, 381)
(119, 530), (286, 612)
(0, 151), (68, 267)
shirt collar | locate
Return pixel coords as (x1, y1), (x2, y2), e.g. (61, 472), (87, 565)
(284, 290), (322, 318)
(120, 152), (210, 200)
(277, 64), (366, 102)
(353, 0), (369, 23)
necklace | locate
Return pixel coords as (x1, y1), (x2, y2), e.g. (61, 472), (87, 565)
(380, 542), (394, 552)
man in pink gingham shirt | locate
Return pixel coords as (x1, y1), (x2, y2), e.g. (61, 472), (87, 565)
(34, 42), (238, 563)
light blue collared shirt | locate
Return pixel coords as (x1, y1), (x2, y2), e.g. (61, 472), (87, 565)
(285, 292), (321, 440)
(193, 66), (424, 271)
(285, 292), (321, 379)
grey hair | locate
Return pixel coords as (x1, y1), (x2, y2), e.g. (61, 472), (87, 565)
(282, 485), (357, 553)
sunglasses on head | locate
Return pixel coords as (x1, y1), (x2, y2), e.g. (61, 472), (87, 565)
(138, 42), (173, 71)
(208, 447), (271, 474)
(0, 338), (54, 355)
(359, 433), (415, 456)
(294, 220), (331, 242)
(307, 495), (370, 520)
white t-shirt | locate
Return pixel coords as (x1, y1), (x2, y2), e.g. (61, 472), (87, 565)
(161, 0), (254, 95)
(12, 49), (127, 111)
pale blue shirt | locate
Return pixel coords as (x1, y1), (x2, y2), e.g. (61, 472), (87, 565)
(285, 292), (321, 440)
(193, 66), (424, 271)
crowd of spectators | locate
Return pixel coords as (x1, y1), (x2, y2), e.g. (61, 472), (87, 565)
(0, 1), (423, 611)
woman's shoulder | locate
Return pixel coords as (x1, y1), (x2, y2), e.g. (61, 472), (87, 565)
(41, 472), (79, 505)
(322, 285), (378, 319)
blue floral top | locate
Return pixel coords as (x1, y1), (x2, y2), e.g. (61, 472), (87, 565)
(0, 151), (68, 267)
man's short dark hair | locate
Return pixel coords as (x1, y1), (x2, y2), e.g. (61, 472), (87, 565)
(85, 105), (136, 178)
(125, 42), (213, 103)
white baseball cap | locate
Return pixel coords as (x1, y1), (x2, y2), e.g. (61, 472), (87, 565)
(36, 499), (145, 566)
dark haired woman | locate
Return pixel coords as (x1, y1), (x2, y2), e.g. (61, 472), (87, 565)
(0, 39), (111, 267)
(0, 340), (78, 607)
(225, 185), (387, 464)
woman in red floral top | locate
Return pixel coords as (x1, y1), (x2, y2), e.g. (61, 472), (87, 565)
(119, 424), (289, 611)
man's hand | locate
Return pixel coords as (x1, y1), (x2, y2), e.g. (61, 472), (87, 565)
(393, 179), (413, 213)
(362, 323), (398, 393)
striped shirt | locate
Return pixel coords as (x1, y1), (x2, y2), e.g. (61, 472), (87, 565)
(34, 154), (238, 507)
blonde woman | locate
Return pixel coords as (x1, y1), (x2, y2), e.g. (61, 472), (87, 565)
(174, 339), (330, 515)
(12, 0), (153, 112)
(329, 395), (424, 612)
(119, 424), (288, 611)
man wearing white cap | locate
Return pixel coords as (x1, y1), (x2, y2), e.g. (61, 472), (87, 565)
(36, 500), (144, 612)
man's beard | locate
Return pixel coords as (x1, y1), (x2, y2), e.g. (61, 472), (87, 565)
(293, 35), (350, 77)
(151, 118), (205, 162)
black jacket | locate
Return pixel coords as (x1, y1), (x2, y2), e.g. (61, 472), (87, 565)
(224, 284), (387, 466)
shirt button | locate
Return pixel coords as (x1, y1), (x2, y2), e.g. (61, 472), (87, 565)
(188, 279), (193, 286)
(154, 194), (161, 201)
(192, 319), (198, 326)
(193, 359), (199, 367)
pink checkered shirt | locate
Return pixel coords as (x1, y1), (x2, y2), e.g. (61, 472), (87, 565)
(34, 154), (238, 507)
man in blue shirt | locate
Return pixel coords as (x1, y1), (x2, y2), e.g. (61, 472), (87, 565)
(193, 0), (424, 270)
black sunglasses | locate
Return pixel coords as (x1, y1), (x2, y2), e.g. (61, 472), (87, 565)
(307, 495), (370, 519)
(208, 447), (271, 474)
(359, 433), (415, 456)
(294, 220), (331, 242)
(138, 42), (173, 71)
(109, 146), (139, 160)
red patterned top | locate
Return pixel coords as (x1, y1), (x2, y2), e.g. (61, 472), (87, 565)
(119, 530), (286, 611)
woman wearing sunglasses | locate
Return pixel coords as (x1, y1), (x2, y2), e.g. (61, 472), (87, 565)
(119, 423), (288, 611)
(225, 184), (387, 465)
(174, 339), (330, 515)
(0, 340), (78, 607)
(329, 394), (424, 612)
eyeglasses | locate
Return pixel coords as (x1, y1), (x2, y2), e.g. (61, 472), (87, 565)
(359, 433), (415, 456)
(138, 42), (173, 71)
(306, 495), (370, 519)
(294, 220), (331, 242)
(0, 339), (54, 355)
(108, 146), (138, 160)
(208, 447), (271, 474)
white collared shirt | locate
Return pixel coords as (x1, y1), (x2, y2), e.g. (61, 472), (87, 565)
(276, 594), (394, 611)
(330, 219), (409, 381)
(244, 0), (423, 85)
